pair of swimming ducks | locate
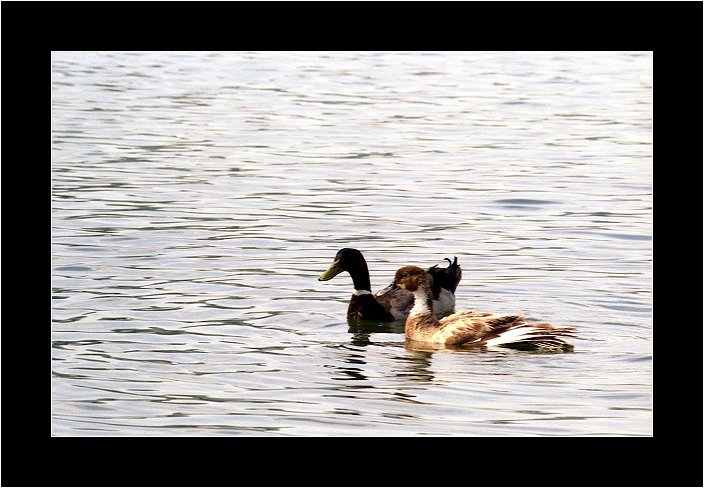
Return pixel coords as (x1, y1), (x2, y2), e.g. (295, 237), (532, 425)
(319, 248), (575, 351)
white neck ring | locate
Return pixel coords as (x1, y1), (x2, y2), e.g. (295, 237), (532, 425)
(353, 289), (372, 296)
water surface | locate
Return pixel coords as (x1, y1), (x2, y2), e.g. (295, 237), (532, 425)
(52, 51), (652, 436)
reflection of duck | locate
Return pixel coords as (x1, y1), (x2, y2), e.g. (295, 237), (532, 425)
(318, 248), (461, 321)
(392, 266), (576, 351)
(346, 317), (406, 337)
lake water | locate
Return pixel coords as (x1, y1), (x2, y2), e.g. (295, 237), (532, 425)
(51, 51), (652, 436)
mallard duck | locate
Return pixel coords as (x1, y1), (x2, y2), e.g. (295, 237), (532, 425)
(391, 265), (576, 351)
(318, 248), (462, 321)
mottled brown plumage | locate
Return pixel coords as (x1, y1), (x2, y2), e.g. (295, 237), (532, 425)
(394, 266), (576, 350)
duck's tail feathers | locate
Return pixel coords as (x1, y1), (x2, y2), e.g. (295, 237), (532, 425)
(484, 322), (576, 352)
(427, 256), (462, 296)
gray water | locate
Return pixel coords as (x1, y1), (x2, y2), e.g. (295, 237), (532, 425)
(51, 51), (652, 436)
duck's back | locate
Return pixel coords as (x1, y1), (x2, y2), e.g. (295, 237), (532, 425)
(374, 288), (414, 320)
(435, 311), (524, 345)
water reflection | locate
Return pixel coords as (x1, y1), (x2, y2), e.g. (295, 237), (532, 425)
(331, 346), (369, 383)
(346, 317), (405, 347)
(392, 351), (435, 383)
(52, 51), (652, 436)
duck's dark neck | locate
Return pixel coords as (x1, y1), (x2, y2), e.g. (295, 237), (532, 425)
(347, 258), (372, 293)
(410, 281), (436, 319)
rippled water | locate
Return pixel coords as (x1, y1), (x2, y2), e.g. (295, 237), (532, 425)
(51, 51), (652, 436)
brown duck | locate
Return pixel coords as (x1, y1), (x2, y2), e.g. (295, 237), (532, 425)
(391, 265), (576, 351)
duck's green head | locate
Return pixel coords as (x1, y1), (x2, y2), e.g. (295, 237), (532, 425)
(318, 248), (366, 281)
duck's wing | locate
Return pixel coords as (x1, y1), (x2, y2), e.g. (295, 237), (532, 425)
(427, 256), (462, 298)
(437, 311), (524, 345)
(483, 321), (577, 351)
(374, 285), (414, 320)
(447, 312), (578, 351)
